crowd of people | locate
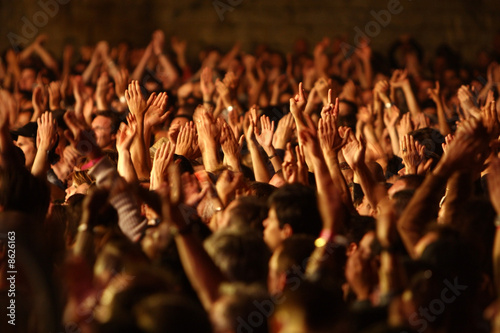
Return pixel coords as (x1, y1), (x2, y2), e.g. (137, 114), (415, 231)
(0, 28), (500, 332)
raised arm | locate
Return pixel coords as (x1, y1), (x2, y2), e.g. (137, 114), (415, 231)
(158, 165), (225, 310)
(125, 80), (154, 180)
(255, 115), (283, 173)
(31, 111), (57, 177)
(391, 69), (421, 119)
(342, 131), (387, 209)
(152, 30), (179, 90)
(244, 108), (271, 182)
(116, 115), (139, 183)
(398, 118), (488, 258)
(195, 107), (221, 173)
(318, 109), (353, 212)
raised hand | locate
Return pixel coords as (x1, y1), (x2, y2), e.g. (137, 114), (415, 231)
(341, 131), (366, 170)
(48, 80), (62, 110)
(400, 134), (424, 175)
(195, 108), (220, 172)
(290, 82), (307, 130)
(228, 108), (243, 139)
(383, 105), (400, 129)
(95, 72), (111, 110)
(390, 69), (409, 88)
(434, 118), (489, 177)
(441, 134), (454, 155)
(254, 115), (275, 152)
(114, 68), (129, 100)
(220, 122), (241, 171)
(216, 169), (244, 207)
(373, 79), (390, 103)
(215, 78), (232, 109)
(397, 112), (414, 137)
(482, 100), (500, 139)
(314, 77), (330, 105)
(32, 85), (46, 120)
(145, 92), (170, 128)
(320, 91), (339, 119)
(116, 115), (137, 153)
(200, 67), (215, 102)
(36, 111), (57, 151)
(171, 36), (187, 55)
(150, 141), (175, 190)
(125, 80), (154, 118)
(457, 85), (480, 118)
(427, 81), (440, 103)
(175, 122), (199, 160)
(152, 29), (165, 56)
(318, 113), (346, 155)
(273, 113), (295, 150)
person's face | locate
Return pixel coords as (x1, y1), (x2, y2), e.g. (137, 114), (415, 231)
(356, 196), (375, 217)
(15, 136), (36, 169)
(92, 116), (115, 149)
(19, 68), (36, 91)
(65, 179), (90, 202)
(263, 206), (288, 251)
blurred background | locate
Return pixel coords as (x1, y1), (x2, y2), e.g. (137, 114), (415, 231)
(1, 0), (499, 63)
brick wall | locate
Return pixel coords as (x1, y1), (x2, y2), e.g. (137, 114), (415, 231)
(1, 0), (499, 64)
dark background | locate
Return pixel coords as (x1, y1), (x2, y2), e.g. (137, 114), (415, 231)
(1, 0), (499, 63)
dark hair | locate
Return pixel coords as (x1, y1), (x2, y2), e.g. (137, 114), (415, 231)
(268, 183), (322, 237)
(93, 110), (122, 134)
(277, 235), (316, 275)
(392, 189), (416, 217)
(204, 229), (271, 285)
(0, 165), (50, 218)
(133, 293), (212, 333)
(248, 181), (277, 201)
(228, 196), (269, 233)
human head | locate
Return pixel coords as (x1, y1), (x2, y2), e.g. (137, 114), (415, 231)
(204, 229), (270, 285)
(263, 184), (322, 251)
(92, 111), (121, 149)
(12, 121), (38, 169)
(267, 235), (316, 295)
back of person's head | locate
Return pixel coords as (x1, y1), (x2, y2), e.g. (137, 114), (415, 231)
(0, 165), (50, 218)
(268, 183), (322, 237)
(392, 189), (416, 217)
(228, 196), (268, 232)
(204, 229), (271, 285)
(345, 214), (376, 247)
(97, 268), (176, 326)
(277, 235), (316, 277)
(248, 181), (277, 200)
(212, 282), (269, 333)
(133, 293), (212, 333)
(397, 174), (425, 189)
(272, 280), (348, 332)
